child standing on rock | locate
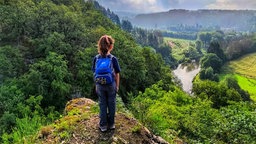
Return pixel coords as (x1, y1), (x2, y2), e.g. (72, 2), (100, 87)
(92, 35), (121, 132)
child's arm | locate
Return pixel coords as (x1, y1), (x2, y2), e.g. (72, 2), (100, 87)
(115, 73), (120, 92)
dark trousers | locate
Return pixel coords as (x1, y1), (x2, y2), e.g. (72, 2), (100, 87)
(96, 82), (116, 128)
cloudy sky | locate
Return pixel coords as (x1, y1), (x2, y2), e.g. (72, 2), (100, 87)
(97, 0), (256, 13)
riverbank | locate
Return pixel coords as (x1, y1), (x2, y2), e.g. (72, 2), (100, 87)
(173, 63), (200, 94)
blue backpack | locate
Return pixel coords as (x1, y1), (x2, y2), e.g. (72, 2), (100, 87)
(94, 55), (114, 85)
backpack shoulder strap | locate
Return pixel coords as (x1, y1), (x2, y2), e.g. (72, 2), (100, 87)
(96, 54), (113, 63)
(108, 54), (114, 60)
(108, 55), (115, 73)
(95, 54), (101, 59)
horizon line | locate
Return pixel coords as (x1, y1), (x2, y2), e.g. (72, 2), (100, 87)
(115, 8), (256, 14)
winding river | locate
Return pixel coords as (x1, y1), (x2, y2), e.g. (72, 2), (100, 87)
(173, 63), (200, 94)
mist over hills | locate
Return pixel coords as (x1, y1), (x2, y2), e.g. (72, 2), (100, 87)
(130, 9), (256, 32)
(114, 11), (138, 19)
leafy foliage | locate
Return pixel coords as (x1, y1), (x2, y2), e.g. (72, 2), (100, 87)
(225, 35), (256, 60)
(0, 0), (173, 142)
(121, 20), (133, 33)
(207, 41), (226, 62)
(132, 81), (256, 143)
(1, 95), (59, 144)
(192, 79), (245, 108)
(19, 52), (72, 109)
(132, 81), (192, 141)
(0, 46), (24, 82)
(200, 53), (223, 73)
(1, 0), (256, 144)
(199, 67), (219, 81)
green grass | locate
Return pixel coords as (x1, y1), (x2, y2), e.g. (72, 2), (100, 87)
(163, 37), (195, 61)
(236, 74), (256, 101)
(221, 52), (256, 101)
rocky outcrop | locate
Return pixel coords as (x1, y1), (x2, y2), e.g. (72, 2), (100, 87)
(36, 98), (171, 144)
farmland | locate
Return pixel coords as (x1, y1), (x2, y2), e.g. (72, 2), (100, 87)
(221, 53), (256, 101)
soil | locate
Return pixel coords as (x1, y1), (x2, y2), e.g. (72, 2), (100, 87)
(36, 98), (171, 144)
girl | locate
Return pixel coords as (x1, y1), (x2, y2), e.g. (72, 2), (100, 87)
(92, 35), (121, 132)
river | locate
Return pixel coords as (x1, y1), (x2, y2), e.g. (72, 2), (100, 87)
(173, 63), (200, 94)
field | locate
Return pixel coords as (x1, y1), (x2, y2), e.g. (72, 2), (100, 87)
(163, 37), (195, 61)
(221, 53), (256, 101)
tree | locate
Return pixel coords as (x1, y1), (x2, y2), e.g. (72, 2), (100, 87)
(225, 36), (255, 60)
(195, 40), (202, 54)
(200, 53), (223, 72)
(180, 99), (221, 143)
(199, 67), (219, 81)
(32, 32), (72, 58)
(147, 33), (159, 49)
(20, 52), (71, 109)
(207, 41), (226, 62)
(109, 11), (121, 26)
(121, 20), (133, 33)
(198, 32), (212, 48)
(132, 27), (148, 46)
(141, 47), (169, 89)
(156, 44), (177, 67)
(74, 47), (96, 99)
(0, 46), (24, 82)
(132, 81), (191, 141)
(0, 80), (25, 120)
(0, 112), (16, 135)
(183, 45), (201, 61)
(92, 1), (121, 26)
(223, 76), (250, 101)
(192, 80), (242, 108)
(0, 79), (26, 137)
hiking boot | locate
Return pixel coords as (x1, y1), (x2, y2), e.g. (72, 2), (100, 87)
(109, 124), (115, 130)
(99, 126), (107, 132)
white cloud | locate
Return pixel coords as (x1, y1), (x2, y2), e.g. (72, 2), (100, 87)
(206, 0), (256, 10)
(122, 0), (160, 13)
(97, 0), (256, 13)
(98, 0), (161, 13)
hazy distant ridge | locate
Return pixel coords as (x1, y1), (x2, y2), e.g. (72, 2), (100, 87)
(132, 9), (256, 31)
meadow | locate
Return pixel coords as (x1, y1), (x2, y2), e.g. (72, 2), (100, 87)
(163, 37), (194, 61)
(221, 53), (256, 101)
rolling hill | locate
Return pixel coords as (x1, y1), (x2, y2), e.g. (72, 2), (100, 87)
(131, 9), (256, 32)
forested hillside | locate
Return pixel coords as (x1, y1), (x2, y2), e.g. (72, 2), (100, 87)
(132, 9), (256, 32)
(0, 0), (172, 143)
